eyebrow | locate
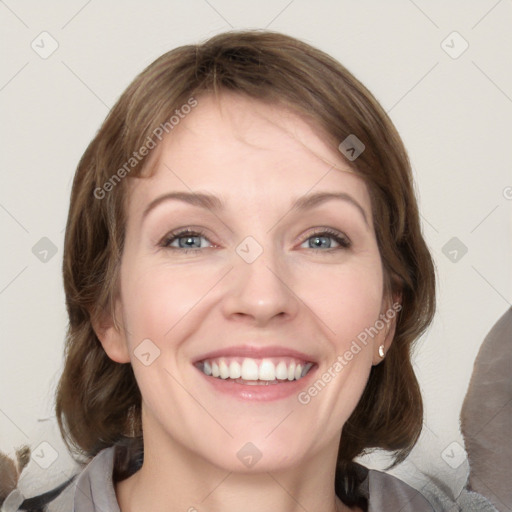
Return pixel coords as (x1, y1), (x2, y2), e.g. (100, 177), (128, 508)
(142, 191), (369, 226)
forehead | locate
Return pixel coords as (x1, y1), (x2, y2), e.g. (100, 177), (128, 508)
(126, 92), (371, 220)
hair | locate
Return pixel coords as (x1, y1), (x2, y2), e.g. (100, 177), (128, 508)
(55, 29), (436, 507)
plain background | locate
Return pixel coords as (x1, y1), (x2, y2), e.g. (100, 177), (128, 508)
(1, 0), (511, 500)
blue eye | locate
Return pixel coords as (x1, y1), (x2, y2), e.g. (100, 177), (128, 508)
(160, 229), (212, 253)
(301, 229), (351, 251)
(159, 228), (351, 254)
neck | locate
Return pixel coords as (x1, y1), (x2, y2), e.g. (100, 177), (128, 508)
(115, 420), (356, 512)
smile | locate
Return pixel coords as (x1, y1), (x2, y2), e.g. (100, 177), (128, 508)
(196, 357), (315, 385)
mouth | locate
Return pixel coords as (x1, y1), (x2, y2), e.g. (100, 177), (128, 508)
(195, 356), (315, 385)
(192, 346), (318, 400)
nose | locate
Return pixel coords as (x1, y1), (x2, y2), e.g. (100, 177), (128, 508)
(221, 245), (300, 327)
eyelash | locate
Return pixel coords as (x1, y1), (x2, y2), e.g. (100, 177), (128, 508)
(159, 227), (351, 255)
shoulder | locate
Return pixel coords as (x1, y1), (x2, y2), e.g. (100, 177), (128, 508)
(364, 468), (434, 512)
(73, 446), (120, 512)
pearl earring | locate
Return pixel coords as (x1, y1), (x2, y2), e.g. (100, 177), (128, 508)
(378, 345), (385, 358)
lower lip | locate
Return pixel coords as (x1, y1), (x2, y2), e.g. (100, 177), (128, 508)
(195, 365), (317, 402)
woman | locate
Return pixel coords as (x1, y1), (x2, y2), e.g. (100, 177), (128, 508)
(56, 30), (437, 511)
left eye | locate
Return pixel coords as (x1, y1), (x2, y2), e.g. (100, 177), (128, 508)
(300, 230), (351, 251)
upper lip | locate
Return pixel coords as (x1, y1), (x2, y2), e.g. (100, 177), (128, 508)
(192, 345), (317, 364)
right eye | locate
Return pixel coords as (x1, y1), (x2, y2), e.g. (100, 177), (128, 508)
(159, 228), (215, 253)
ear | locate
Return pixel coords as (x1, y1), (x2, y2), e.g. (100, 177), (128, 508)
(91, 298), (131, 364)
(372, 291), (402, 365)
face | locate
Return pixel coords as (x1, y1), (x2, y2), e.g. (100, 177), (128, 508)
(100, 92), (395, 473)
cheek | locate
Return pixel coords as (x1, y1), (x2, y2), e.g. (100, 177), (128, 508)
(118, 265), (212, 403)
(119, 262), (221, 347)
(299, 264), (382, 428)
(295, 256), (384, 347)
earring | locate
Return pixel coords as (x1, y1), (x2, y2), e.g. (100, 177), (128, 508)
(378, 345), (385, 358)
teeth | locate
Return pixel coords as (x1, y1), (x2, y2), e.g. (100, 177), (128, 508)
(241, 358), (259, 380)
(301, 363), (313, 377)
(219, 360), (230, 379)
(198, 357), (314, 382)
(287, 362), (295, 381)
(229, 361), (241, 379)
(259, 359), (276, 381)
(275, 361), (288, 380)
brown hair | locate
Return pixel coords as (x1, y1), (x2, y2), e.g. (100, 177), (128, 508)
(55, 29), (436, 506)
